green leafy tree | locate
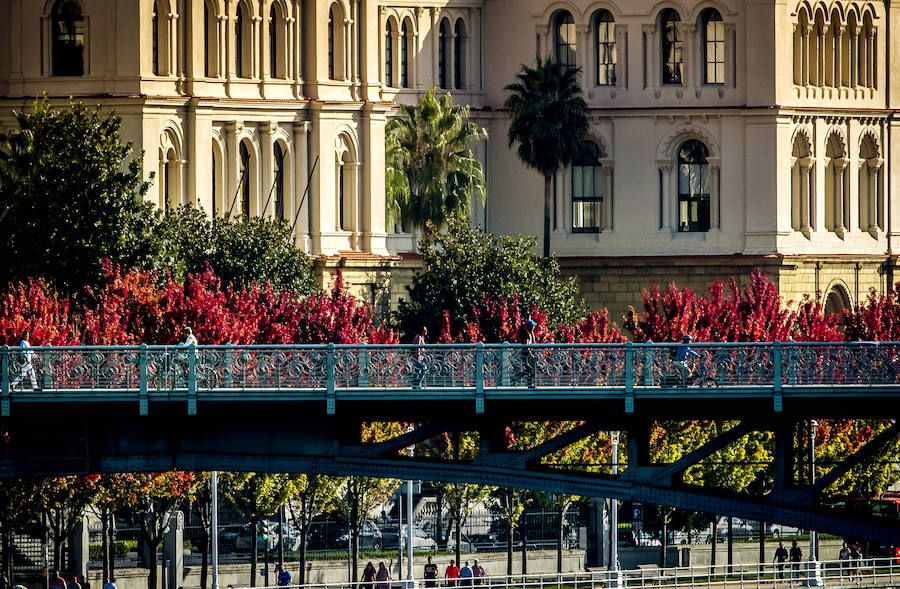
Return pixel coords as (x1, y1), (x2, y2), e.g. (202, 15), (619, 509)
(395, 214), (585, 338)
(0, 478), (38, 588)
(385, 88), (488, 231)
(0, 98), (158, 293)
(504, 57), (589, 257)
(493, 487), (529, 575)
(118, 472), (199, 589)
(35, 476), (101, 571)
(285, 474), (345, 584)
(340, 476), (398, 581)
(220, 473), (296, 587)
(156, 206), (315, 293)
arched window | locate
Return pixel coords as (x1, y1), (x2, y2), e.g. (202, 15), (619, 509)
(239, 141), (251, 217)
(454, 19), (465, 89)
(235, 2), (247, 77)
(595, 10), (615, 86)
(401, 20), (410, 88)
(268, 3), (286, 78)
(791, 132), (813, 234)
(274, 143), (285, 220)
(336, 135), (357, 232)
(553, 11), (576, 69)
(572, 142), (603, 232)
(677, 140), (710, 232)
(385, 20), (394, 87)
(858, 134), (882, 234)
(660, 9), (682, 85)
(438, 19), (450, 89)
(51, 0), (85, 76)
(702, 9), (724, 84)
(152, 1), (160, 75)
(204, 1), (217, 77)
(824, 133), (847, 233)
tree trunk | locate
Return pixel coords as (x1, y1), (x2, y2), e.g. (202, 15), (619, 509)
(710, 517), (717, 567)
(543, 174), (552, 257)
(147, 539), (161, 589)
(455, 516), (461, 566)
(298, 529), (308, 585)
(101, 509), (110, 584)
(661, 515), (668, 568)
(435, 494), (444, 552)
(351, 534), (359, 584)
(199, 527), (209, 589)
(759, 521), (765, 563)
(727, 517), (733, 567)
(109, 522), (116, 581)
(556, 506), (564, 574)
(250, 521), (259, 587)
(3, 530), (14, 589)
(520, 525), (527, 575)
(506, 522), (513, 576)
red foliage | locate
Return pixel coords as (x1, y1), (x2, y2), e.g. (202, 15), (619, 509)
(81, 263), (396, 345)
(625, 270), (842, 342)
(843, 284), (900, 341)
(0, 279), (79, 346)
(438, 294), (623, 344)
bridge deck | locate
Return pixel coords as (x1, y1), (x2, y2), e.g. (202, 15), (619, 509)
(3, 342), (900, 417)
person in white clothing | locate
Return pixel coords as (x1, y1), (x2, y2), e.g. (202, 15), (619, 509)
(10, 330), (38, 390)
(183, 326), (198, 346)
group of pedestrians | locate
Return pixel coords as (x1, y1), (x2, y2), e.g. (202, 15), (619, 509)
(360, 557), (486, 589)
(838, 541), (865, 581)
(772, 540), (804, 581)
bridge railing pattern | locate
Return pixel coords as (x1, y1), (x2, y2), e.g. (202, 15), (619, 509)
(3, 342), (900, 415)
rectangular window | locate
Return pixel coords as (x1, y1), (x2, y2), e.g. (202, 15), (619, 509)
(596, 16), (616, 85)
(704, 17), (725, 84)
(678, 162), (710, 231)
(572, 164), (604, 232)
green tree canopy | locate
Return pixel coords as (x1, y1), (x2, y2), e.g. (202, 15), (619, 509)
(156, 206), (315, 293)
(385, 88), (487, 232)
(504, 57), (588, 257)
(395, 214), (585, 339)
(0, 98), (157, 293)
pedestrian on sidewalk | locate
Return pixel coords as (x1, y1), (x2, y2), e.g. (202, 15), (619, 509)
(10, 330), (39, 391)
(445, 559), (459, 587)
(773, 542), (788, 580)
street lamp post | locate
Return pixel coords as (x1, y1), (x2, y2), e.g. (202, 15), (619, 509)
(406, 426), (416, 588)
(211, 471), (219, 589)
(608, 432), (622, 588)
(806, 420), (822, 587)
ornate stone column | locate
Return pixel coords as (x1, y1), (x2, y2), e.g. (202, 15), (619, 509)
(681, 23), (696, 90)
(834, 24), (844, 87)
(344, 18), (352, 81)
(252, 15), (261, 78)
(643, 24), (657, 89)
(218, 14), (227, 78)
(615, 26), (628, 89)
(817, 27), (826, 88)
(850, 24), (859, 87)
(600, 160), (615, 231)
(657, 160), (672, 230)
(799, 158), (812, 235)
(260, 122), (275, 218)
(801, 23), (810, 86)
(832, 157), (848, 235)
(225, 121), (239, 219)
(708, 158), (720, 230)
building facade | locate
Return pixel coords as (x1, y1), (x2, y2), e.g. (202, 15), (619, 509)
(1, 0), (898, 320)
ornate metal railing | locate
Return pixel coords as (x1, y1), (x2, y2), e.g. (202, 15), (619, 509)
(3, 342), (900, 416)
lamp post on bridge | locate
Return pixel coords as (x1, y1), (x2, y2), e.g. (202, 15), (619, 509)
(806, 420), (822, 587)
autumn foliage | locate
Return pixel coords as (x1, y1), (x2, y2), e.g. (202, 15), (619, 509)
(624, 270), (842, 343)
(2, 261), (393, 347)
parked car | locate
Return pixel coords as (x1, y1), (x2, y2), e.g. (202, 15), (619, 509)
(335, 520), (383, 551)
(382, 525), (437, 551)
(234, 523), (279, 552)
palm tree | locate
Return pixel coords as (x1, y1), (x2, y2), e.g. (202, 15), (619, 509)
(385, 87), (488, 232)
(504, 57), (589, 257)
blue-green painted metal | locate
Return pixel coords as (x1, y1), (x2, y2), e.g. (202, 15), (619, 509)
(2, 341), (900, 415)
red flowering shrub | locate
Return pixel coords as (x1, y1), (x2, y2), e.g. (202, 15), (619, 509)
(843, 284), (900, 341)
(0, 279), (78, 346)
(625, 270), (842, 342)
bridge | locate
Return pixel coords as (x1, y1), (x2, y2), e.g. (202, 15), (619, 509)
(2, 342), (900, 545)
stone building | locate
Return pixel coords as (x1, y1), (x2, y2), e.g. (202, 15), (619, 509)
(0, 0), (897, 321)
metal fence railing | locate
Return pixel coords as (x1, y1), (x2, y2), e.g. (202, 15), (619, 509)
(245, 557), (900, 589)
